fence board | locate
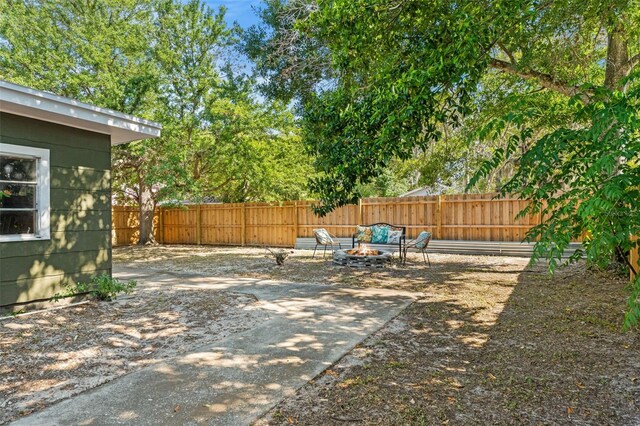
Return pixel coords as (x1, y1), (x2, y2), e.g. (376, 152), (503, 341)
(112, 193), (547, 248)
(111, 206), (160, 246)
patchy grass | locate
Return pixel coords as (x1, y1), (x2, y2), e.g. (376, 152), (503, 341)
(0, 284), (263, 424)
(113, 245), (640, 425)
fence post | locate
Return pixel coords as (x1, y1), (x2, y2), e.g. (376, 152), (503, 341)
(436, 195), (443, 239)
(358, 198), (363, 224)
(158, 207), (164, 244)
(196, 204), (202, 245)
(241, 204), (246, 246)
(111, 206), (118, 247)
(293, 202), (299, 247)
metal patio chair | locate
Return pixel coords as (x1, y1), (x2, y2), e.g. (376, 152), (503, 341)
(403, 231), (432, 266)
(312, 228), (342, 259)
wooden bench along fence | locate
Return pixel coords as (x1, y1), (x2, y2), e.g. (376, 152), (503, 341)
(112, 193), (541, 247)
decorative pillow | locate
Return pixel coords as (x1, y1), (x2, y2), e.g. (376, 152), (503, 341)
(314, 228), (333, 244)
(371, 225), (390, 244)
(355, 225), (372, 243)
(415, 231), (432, 249)
(387, 230), (403, 244)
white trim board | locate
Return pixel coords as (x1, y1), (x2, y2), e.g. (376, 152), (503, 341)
(0, 143), (50, 242)
(0, 80), (161, 145)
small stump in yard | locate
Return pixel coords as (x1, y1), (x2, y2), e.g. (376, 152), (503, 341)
(332, 247), (392, 268)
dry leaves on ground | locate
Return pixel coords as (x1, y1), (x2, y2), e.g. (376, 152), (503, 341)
(0, 284), (264, 424)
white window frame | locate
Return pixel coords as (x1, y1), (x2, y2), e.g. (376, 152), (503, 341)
(0, 143), (50, 242)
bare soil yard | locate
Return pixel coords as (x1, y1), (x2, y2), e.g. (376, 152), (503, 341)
(0, 280), (264, 424)
(114, 245), (640, 425)
(3, 245), (638, 425)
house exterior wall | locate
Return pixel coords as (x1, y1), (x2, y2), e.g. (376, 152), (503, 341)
(0, 112), (112, 306)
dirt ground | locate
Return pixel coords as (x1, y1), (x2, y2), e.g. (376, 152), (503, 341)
(115, 245), (640, 425)
(3, 245), (639, 425)
(0, 280), (265, 424)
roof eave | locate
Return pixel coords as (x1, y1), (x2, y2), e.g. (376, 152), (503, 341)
(0, 80), (162, 145)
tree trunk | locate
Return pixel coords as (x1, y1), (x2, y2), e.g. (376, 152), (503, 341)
(138, 184), (157, 245)
(603, 22), (630, 268)
(604, 24), (629, 90)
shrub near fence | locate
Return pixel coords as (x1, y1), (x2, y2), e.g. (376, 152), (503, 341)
(112, 193), (540, 247)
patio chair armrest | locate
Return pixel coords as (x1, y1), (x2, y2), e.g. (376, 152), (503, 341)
(328, 230), (341, 245)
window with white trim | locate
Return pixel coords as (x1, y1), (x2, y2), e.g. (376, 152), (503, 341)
(0, 143), (50, 241)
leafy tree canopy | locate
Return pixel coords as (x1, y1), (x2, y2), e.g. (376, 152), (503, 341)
(247, 0), (640, 327)
(247, 0), (639, 210)
(0, 0), (315, 243)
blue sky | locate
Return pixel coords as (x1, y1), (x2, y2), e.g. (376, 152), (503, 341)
(204, 0), (263, 29)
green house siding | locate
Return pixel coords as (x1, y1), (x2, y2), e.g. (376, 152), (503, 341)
(0, 112), (112, 306)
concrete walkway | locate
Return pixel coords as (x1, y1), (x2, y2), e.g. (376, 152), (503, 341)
(13, 267), (417, 425)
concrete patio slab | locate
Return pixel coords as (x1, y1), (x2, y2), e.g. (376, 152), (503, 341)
(12, 266), (418, 425)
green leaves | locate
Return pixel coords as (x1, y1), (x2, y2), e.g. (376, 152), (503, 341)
(249, 0), (640, 325)
(0, 0), (158, 114)
(0, 0), (315, 242)
(295, 0), (499, 213)
(471, 78), (640, 328)
(625, 276), (640, 329)
(50, 274), (137, 302)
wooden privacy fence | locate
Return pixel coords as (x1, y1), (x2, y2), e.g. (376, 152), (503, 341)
(112, 193), (541, 247)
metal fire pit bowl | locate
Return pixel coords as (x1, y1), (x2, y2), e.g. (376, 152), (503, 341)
(332, 248), (392, 268)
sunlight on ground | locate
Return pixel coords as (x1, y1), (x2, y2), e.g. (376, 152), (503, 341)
(0, 288), (263, 423)
(6, 246), (637, 424)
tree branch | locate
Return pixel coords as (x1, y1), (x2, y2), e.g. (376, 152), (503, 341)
(497, 43), (516, 64)
(489, 58), (588, 102)
(624, 52), (640, 76)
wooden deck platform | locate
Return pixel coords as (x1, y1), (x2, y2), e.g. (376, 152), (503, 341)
(295, 238), (582, 258)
